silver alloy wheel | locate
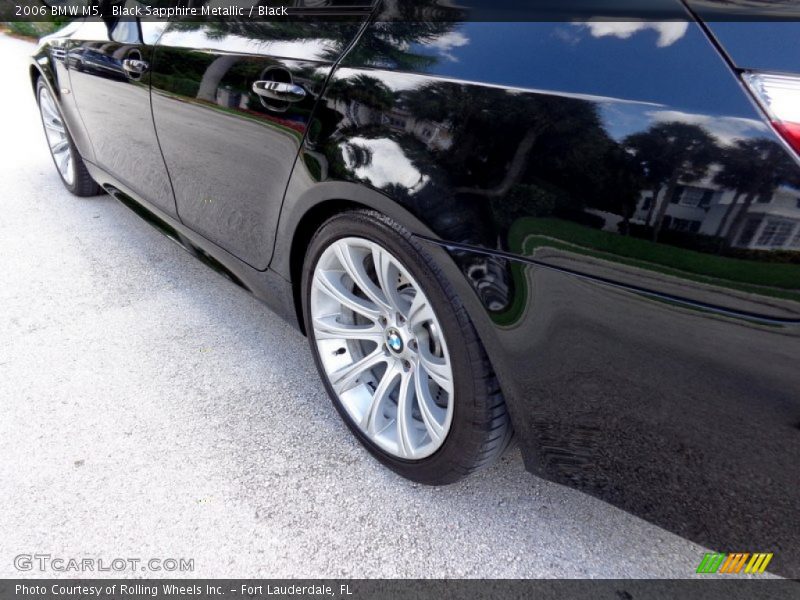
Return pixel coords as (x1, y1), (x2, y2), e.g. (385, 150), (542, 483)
(311, 237), (454, 460)
(38, 85), (74, 186)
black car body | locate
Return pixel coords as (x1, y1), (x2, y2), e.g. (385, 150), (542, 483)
(30, 1), (800, 576)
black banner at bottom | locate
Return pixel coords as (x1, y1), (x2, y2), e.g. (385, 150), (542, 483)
(1, 580), (799, 600)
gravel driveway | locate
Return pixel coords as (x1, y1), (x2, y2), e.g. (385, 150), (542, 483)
(0, 32), (719, 579)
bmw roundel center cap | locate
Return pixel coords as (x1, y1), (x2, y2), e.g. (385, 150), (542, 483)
(386, 328), (404, 353)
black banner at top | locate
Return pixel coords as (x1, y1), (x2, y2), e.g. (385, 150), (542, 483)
(5, 0), (800, 23)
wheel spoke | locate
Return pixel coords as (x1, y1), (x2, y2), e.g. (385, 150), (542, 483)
(333, 242), (392, 314)
(363, 364), (400, 435)
(54, 147), (70, 174)
(328, 348), (386, 395)
(372, 246), (407, 316)
(413, 368), (444, 443)
(43, 119), (63, 133)
(313, 315), (384, 343)
(314, 270), (381, 321)
(51, 139), (69, 155)
(407, 291), (435, 327)
(395, 370), (415, 457)
(418, 347), (454, 395)
(40, 98), (59, 123)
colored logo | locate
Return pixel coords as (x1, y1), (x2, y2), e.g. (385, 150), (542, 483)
(386, 329), (404, 353)
(696, 552), (773, 574)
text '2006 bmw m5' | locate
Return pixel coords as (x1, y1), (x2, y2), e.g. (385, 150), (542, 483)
(31, 0), (799, 576)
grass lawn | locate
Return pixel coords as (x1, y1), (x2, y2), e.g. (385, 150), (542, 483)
(509, 218), (800, 302)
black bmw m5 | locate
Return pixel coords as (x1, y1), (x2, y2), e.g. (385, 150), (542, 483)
(30, 0), (800, 575)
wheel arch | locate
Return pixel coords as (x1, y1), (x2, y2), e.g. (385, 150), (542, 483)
(274, 181), (442, 335)
(29, 48), (59, 100)
(274, 183), (528, 465)
(29, 63), (41, 91)
(286, 198), (362, 335)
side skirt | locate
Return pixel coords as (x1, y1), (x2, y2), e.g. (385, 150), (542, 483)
(84, 161), (302, 332)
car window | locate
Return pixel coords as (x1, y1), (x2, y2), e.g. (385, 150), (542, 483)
(103, 1), (167, 45)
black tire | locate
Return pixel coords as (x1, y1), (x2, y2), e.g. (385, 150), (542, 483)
(302, 209), (513, 485)
(36, 78), (101, 197)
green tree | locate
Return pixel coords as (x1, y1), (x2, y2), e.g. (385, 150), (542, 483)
(717, 138), (800, 247)
(325, 74), (395, 112)
(403, 81), (606, 202)
(625, 122), (718, 241)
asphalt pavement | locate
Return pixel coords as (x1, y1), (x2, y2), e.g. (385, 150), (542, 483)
(0, 32), (724, 578)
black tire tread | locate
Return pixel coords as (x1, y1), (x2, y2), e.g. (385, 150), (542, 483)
(71, 150), (101, 197)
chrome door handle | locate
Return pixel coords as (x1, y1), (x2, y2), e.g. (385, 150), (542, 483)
(252, 80), (306, 102)
(122, 59), (149, 76)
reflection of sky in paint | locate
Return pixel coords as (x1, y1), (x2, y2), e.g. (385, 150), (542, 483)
(425, 31), (470, 62)
(362, 21), (773, 147)
(159, 29), (335, 61)
(402, 22), (756, 118)
(577, 22), (689, 47)
(342, 137), (429, 193)
(600, 103), (770, 146)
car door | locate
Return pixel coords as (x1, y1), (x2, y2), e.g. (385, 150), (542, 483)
(150, 4), (373, 270)
(66, 9), (175, 216)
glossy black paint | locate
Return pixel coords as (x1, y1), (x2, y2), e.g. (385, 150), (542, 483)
(698, 20), (800, 73)
(66, 19), (176, 216)
(150, 19), (367, 268)
(30, 0), (799, 575)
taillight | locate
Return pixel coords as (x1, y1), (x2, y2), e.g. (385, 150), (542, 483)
(743, 72), (800, 156)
